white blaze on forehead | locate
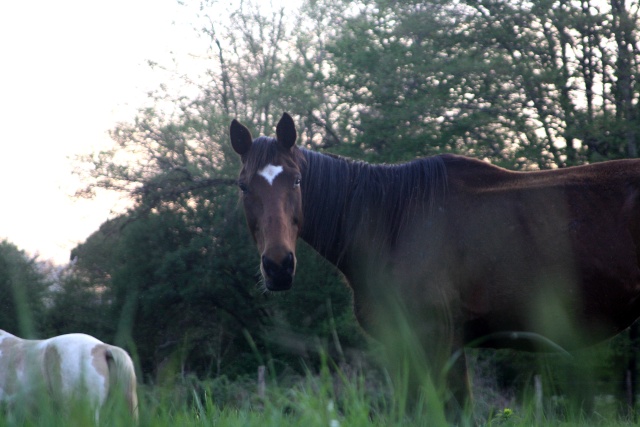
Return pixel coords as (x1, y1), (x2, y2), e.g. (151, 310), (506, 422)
(258, 164), (284, 186)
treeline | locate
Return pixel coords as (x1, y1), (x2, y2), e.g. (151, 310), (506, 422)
(4, 0), (640, 403)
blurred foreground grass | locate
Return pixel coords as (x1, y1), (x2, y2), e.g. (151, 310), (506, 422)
(1, 358), (637, 427)
(136, 370), (639, 427)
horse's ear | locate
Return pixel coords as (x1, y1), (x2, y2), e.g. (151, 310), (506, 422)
(276, 112), (297, 150)
(230, 119), (253, 156)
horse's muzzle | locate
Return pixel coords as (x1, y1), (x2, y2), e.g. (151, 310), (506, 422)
(261, 252), (295, 291)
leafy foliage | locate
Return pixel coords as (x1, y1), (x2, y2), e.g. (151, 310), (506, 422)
(0, 240), (49, 337)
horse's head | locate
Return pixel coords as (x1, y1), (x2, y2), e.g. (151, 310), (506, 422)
(230, 113), (304, 291)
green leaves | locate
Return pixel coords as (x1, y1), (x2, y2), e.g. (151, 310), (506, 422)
(0, 240), (49, 338)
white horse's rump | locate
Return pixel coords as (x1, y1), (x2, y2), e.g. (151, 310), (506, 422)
(0, 330), (138, 421)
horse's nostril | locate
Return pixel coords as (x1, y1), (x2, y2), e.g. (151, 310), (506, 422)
(262, 255), (277, 277)
(262, 253), (295, 277)
(283, 252), (295, 271)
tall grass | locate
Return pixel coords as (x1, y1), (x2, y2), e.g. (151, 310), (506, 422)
(133, 361), (637, 427)
(0, 350), (637, 426)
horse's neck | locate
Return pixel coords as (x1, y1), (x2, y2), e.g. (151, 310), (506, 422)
(299, 150), (447, 275)
(299, 150), (386, 269)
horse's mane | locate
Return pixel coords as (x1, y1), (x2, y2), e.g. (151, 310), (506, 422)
(300, 148), (448, 264)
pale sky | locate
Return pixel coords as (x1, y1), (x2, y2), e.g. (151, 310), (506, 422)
(0, 0), (210, 264)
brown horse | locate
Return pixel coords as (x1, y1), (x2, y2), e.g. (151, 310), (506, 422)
(230, 113), (640, 419)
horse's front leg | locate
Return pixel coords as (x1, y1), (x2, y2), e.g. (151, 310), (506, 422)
(443, 345), (473, 425)
(376, 306), (473, 424)
(415, 308), (474, 425)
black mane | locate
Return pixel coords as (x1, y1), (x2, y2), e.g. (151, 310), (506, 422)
(300, 149), (448, 265)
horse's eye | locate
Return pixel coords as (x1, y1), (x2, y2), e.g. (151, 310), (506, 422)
(294, 177), (301, 188)
(238, 182), (249, 194)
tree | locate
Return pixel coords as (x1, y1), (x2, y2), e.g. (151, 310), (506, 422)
(315, 0), (640, 168)
(0, 240), (49, 337)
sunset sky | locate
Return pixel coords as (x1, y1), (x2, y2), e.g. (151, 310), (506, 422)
(0, 0), (208, 263)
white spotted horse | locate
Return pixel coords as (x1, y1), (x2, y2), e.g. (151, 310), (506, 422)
(0, 330), (138, 422)
(230, 113), (640, 421)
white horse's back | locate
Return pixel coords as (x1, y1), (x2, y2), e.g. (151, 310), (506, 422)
(0, 330), (137, 421)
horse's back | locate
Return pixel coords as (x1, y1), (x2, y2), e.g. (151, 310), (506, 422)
(0, 331), (137, 421)
(0, 333), (112, 404)
(47, 334), (137, 418)
(437, 156), (640, 348)
(41, 334), (109, 403)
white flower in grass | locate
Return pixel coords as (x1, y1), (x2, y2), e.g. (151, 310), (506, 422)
(327, 400), (339, 427)
(327, 400), (335, 412)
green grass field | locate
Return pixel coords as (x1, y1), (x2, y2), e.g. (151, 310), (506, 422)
(2, 358), (637, 427)
(0, 331), (636, 427)
(132, 368), (639, 427)
(0, 318), (636, 427)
